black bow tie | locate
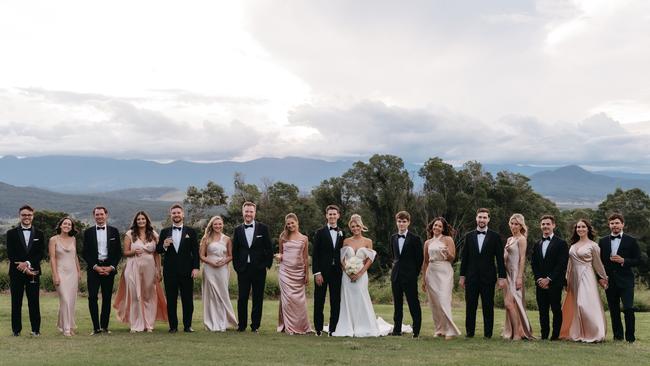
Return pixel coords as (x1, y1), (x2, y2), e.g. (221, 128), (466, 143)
(611, 234), (622, 240)
(477, 231), (486, 235)
(244, 224), (254, 229)
(542, 237), (551, 241)
(173, 226), (182, 231)
(96, 226), (106, 230)
(21, 227), (31, 231)
(329, 227), (338, 231)
(397, 234), (406, 239)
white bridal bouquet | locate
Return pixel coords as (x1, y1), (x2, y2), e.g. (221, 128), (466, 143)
(345, 256), (364, 276)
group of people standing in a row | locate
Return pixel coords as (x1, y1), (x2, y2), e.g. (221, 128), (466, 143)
(6, 203), (640, 343)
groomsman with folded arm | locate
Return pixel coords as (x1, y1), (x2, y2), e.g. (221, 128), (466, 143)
(599, 213), (641, 343)
(531, 214), (568, 340)
(7, 205), (45, 337)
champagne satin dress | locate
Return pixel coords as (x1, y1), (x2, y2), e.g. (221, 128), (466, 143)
(425, 238), (460, 337)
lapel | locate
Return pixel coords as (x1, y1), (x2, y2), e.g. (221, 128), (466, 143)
(251, 223), (260, 248)
(543, 237), (555, 262)
(324, 225), (335, 249)
(472, 230), (480, 255)
(400, 234), (412, 257)
(92, 226), (100, 254)
(605, 236), (613, 256)
(26, 228), (36, 253)
(17, 227), (27, 250)
(392, 235), (400, 258)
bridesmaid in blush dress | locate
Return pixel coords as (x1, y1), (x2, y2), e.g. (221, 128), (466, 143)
(501, 214), (534, 340)
(113, 211), (167, 332)
(276, 213), (313, 334)
(560, 219), (608, 343)
(200, 215), (237, 332)
(422, 217), (460, 339)
(49, 217), (81, 337)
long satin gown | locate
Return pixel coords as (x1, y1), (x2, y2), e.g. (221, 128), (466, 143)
(425, 239), (460, 337)
(114, 235), (168, 332)
(55, 240), (79, 335)
(502, 237), (534, 339)
(202, 238), (237, 331)
(277, 238), (312, 334)
(332, 246), (394, 337)
(560, 241), (608, 342)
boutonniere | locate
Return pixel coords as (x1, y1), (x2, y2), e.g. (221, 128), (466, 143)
(185, 234), (190, 239)
(337, 231), (343, 237)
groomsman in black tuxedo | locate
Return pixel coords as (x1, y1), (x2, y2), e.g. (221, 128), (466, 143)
(312, 205), (344, 336)
(156, 204), (200, 333)
(6, 205), (45, 336)
(459, 208), (506, 338)
(599, 213), (641, 343)
(531, 214), (568, 340)
(232, 202), (274, 332)
(82, 206), (122, 335)
(389, 211), (423, 338)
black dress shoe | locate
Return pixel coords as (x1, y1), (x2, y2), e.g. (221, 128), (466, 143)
(12, 332), (20, 337)
(237, 328), (246, 332)
(465, 334), (474, 338)
(251, 328), (259, 334)
(30, 331), (40, 337)
(390, 332), (402, 336)
(101, 328), (111, 334)
(412, 333), (419, 339)
(168, 328), (178, 333)
(315, 331), (322, 336)
(90, 329), (102, 335)
(184, 328), (194, 333)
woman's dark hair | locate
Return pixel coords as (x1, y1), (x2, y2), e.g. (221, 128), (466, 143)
(130, 211), (155, 243)
(426, 217), (456, 239)
(55, 216), (78, 237)
(570, 219), (596, 244)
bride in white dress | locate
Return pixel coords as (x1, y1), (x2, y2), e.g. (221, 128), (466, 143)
(332, 214), (395, 337)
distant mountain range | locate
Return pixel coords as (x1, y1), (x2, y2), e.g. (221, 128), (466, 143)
(1, 155), (650, 212)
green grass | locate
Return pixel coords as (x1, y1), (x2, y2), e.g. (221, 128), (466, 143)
(1, 293), (649, 365)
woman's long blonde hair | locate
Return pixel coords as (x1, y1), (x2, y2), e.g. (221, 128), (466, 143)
(200, 215), (224, 250)
(509, 213), (528, 236)
(279, 213), (300, 243)
(348, 214), (369, 232)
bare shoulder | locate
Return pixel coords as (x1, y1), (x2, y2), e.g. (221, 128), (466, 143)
(364, 237), (373, 248)
(442, 236), (455, 246)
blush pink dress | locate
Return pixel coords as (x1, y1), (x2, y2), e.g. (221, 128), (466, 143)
(55, 239), (79, 336)
(560, 241), (608, 342)
(425, 238), (460, 337)
(277, 238), (313, 334)
(202, 237), (237, 331)
(113, 232), (167, 332)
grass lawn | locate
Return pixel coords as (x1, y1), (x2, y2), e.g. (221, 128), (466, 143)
(1, 293), (648, 365)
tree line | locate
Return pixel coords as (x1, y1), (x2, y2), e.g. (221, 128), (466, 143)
(2, 154), (649, 284)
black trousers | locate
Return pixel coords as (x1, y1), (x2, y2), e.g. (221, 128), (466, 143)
(10, 273), (40, 334)
(391, 278), (421, 335)
(237, 266), (267, 331)
(164, 272), (194, 330)
(465, 281), (495, 337)
(536, 285), (563, 339)
(87, 269), (116, 331)
(606, 283), (635, 342)
(313, 268), (341, 333)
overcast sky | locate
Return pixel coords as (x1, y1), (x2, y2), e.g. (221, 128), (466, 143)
(1, 0), (650, 171)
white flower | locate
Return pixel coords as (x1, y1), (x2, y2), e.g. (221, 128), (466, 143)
(345, 256), (364, 275)
(337, 231), (343, 237)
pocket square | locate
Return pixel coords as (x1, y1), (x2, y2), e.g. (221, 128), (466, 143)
(33, 238), (39, 241)
(110, 238), (116, 241)
(185, 234), (190, 239)
(256, 235), (263, 238)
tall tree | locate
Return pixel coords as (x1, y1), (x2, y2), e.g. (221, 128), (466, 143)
(183, 181), (228, 226)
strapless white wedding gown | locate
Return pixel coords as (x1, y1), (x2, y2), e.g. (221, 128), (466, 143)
(331, 246), (411, 337)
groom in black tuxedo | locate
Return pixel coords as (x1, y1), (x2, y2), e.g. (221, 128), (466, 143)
(531, 214), (568, 340)
(6, 205), (45, 336)
(599, 213), (641, 343)
(82, 206), (122, 335)
(459, 208), (506, 338)
(389, 211), (423, 338)
(232, 201), (274, 332)
(312, 204), (344, 336)
(156, 204), (200, 333)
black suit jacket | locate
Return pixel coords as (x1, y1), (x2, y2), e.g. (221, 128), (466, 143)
(6, 226), (45, 276)
(531, 235), (569, 288)
(82, 225), (122, 270)
(459, 229), (506, 285)
(156, 226), (200, 277)
(231, 221), (274, 273)
(390, 232), (424, 283)
(311, 225), (344, 280)
(599, 233), (641, 289)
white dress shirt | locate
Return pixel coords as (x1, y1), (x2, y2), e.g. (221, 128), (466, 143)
(477, 227), (487, 253)
(328, 225), (338, 248)
(244, 221), (255, 263)
(172, 225), (183, 252)
(96, 225), (108, 261)
(542, 234), (554, 259)
(21, 226), (31, 246)
(397, 230), (408, 255)
(610, 231), (623, 256)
